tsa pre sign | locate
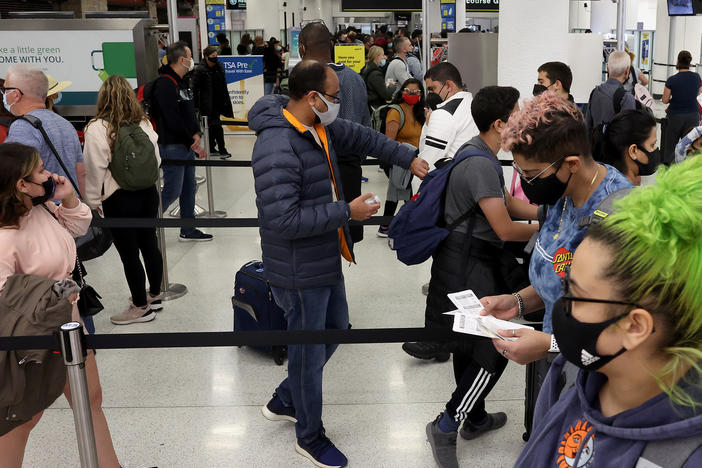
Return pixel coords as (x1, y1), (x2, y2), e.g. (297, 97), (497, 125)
(219, 56), (264, 131)
(334, 45), (365, 73)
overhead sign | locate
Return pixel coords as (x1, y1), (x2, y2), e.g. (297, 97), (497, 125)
(219, 55), (264, 132)
(341, 0), (421, 12)
(334, 45), (365, 73)
(466, 0), (499, 12)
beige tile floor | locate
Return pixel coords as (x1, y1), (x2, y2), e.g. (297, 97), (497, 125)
(23, 134), (530, 468)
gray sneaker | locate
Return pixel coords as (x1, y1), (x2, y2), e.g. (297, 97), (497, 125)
(426, 414), (459, 468)
(459, 412), (507, 440)
(110, 304), (155, 325)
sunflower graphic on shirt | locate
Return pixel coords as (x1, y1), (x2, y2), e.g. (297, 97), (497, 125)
(556, 420), (595, 468)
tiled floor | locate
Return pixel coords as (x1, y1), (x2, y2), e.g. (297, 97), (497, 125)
(23, 134), (528, 467)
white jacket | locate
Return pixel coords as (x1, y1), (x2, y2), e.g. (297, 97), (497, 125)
(413, 91), (479, 192)
(83, 118), (160, 210)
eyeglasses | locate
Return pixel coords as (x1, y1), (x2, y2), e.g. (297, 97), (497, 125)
(0, 86), (23, 96)
(322, 92), (340, 104)
(512, 155), (569, 185)
(560, 267), (643, 314)
(402, 89), (421, 95)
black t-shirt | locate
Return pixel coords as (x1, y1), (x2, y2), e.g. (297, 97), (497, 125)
(666, 71), (702, 114)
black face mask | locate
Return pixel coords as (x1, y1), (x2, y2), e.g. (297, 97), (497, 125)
(207, 56), (218, 64)
(520, 165), (572, 206)
(425, 83), (446, 110)
(635, 146), (660, 176)
(26, 177), (56, 206)
(533, 84), (549, 96)
(552, 298), (629, 371)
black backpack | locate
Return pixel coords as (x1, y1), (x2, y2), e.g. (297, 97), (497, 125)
(135, 74), (177, 118)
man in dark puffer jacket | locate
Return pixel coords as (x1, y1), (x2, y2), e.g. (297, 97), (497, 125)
(250, 60), (429, 468)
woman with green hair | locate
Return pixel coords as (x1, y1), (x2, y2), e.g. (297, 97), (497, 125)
(515, 156), (702, 467)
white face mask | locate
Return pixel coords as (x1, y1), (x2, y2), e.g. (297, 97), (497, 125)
(311, 92), (340, 126)
(188, 57), (195, 71)
(2, 92), (17, 115)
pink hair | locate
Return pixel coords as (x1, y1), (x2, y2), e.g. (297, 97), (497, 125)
(501, 91), (584, 154)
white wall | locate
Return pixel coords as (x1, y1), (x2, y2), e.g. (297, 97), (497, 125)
(653, 0), (702, 95)
(247, 0), (281, 39)
(590, 0), (657, 34)
(498, 0), (570, 99)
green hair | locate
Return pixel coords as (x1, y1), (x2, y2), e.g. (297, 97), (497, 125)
(586, 156), (702, 408)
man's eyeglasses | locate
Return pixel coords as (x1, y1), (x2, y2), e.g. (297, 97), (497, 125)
(321, 92), (340, 104)
(512, 155), (569, 185)
(560, 266), (643, 315)
(0, 86), (23, 96)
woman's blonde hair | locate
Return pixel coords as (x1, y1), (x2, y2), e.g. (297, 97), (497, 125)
(87, 75), (147, 152)
(367, 45), (384, 64)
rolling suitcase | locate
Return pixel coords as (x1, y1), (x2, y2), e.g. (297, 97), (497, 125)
(232, 260), (287, 365)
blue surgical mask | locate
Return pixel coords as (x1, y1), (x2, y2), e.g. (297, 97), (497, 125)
(53, 92), (63, 105)
(380, 59), (387, 67)
(3, 93), (16, 115)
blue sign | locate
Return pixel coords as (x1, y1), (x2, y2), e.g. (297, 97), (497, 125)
(218, 56), (265, 127)
(220, 56), (264, 83)
(206, 4), (225, 18)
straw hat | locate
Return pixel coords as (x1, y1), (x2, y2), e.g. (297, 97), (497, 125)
(45, 74), (72, 95)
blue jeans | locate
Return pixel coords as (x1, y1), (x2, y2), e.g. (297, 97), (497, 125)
(159, 144), (196, 235)
(270, 282), (349, 444)
(264, 81), (276, 95)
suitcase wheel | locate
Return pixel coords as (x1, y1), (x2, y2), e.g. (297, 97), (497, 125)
(273, 346), (287, 366)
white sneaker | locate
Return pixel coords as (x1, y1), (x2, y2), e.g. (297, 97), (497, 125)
(111, 304), (155, 325)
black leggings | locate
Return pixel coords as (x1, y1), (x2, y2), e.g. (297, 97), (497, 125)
(102, 186), (163, 307)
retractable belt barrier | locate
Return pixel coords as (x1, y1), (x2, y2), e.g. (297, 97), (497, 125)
(92, 216), (394, 228)
(0, 327), (461, 351)
(160, 159), (515, 167)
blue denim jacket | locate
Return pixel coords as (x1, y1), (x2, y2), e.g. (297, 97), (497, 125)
(529, 165), (633, 333)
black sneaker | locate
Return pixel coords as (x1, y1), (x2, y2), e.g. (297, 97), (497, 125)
(217, 151), (232, 159)
(402, 341), (450, 362)
(179, 229), (213, 242)
(261, 393), (297, 423)
(296, 434), (347, 468)
(377, 226), (389, 238)
(459, 412), (507, 440)
(426, 414), (459, 468)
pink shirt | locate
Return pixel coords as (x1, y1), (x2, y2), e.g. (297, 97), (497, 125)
(0, 201), (92, 293)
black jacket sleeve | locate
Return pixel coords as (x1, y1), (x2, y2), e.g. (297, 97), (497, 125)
(367, 69), (394, 103)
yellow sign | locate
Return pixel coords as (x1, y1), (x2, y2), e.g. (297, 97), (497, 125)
(334, 45), (365, 73)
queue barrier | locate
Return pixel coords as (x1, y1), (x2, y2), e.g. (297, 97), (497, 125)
(12, 150), (516, 466)
(1, 324), (460, 468)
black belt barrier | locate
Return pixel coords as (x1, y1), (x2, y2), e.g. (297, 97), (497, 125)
(93, 216), (394, 228)
(160, 159), (514, 167)
(0, 327), (460, 351)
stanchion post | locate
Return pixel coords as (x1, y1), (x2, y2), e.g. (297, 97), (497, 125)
(200, 115), (227, 218)
(157, 170), (187, 301)
(59, 322), (98, 468)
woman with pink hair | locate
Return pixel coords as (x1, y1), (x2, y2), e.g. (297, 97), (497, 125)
(478, 91), (632, 426)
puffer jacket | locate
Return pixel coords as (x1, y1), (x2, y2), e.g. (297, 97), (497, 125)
(249, 94), (417, 289)
(0, 274), (73, 436)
